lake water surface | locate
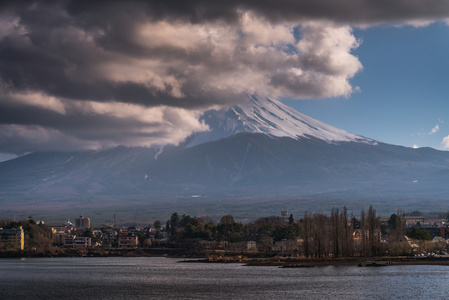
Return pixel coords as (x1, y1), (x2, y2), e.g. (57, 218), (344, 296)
(1, 257), (448, 299)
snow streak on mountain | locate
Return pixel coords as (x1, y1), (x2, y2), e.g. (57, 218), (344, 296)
(189, 93), (375, 146)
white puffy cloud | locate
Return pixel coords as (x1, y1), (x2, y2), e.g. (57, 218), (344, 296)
(442, 136), (449, 149)
(429, 124), (440, 135)
(240, 11), (295, 46)
(270, 23), (362, 99)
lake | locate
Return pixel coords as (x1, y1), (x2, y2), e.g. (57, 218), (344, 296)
(1, 257), (448, 299)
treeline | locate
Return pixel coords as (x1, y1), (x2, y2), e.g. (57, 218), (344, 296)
(163, 205), (440, 257)
(164, 212), (301, 250)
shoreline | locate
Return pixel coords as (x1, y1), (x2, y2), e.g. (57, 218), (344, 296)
(2, 249), (449, 267)
(182, 256), (449, 267)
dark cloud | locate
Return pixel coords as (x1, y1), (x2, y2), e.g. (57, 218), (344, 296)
(64, 0), (449, 25)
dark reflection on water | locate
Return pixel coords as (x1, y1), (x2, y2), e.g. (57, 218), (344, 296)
(1, 257), (448, 299)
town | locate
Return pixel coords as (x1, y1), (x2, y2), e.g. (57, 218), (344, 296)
(1, 206), (449, 262)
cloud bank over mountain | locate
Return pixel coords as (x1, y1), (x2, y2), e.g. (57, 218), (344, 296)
(1, 0), (449, 155)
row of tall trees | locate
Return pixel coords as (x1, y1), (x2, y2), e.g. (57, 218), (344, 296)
(360, 206), (382, 256)
(303, 206), (382, 257)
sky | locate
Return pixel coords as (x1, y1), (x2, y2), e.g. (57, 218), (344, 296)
(1, 0), (449, 162)
(284, 22), (449, 150)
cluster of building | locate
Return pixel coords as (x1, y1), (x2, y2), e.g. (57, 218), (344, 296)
(50, 215), (166, 249)
(391, 215), (449, 253)
(380, 215), (449, 239)
(0, 227), (24, 251)
(52, 215), (93, 248)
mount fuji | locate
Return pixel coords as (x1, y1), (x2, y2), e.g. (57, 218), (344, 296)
(188, 93), (374, 146)
(1, 93), (449, 221)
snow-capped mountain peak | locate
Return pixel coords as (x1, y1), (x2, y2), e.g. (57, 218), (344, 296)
(188, 93), (375, 146)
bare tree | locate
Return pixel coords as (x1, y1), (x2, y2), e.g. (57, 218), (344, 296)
(360, 209), (369, 256)
(367, 205), (381, 256)
(313, 213), (329, 258)
(302, 212), (312, 257)
(330, 207), (355, 257)
(330, 208), (341, 257)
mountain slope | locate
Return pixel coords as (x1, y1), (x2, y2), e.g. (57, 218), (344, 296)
(1, 134), (449, 198)
(153, 133), (449, 190)
(188, 93), (374, 146)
